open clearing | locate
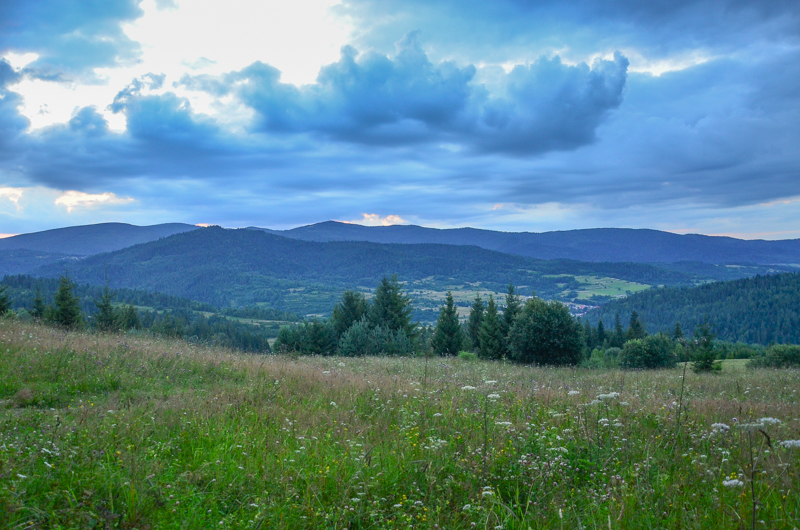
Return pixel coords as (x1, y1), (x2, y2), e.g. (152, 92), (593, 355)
(1, 321), (798, 529)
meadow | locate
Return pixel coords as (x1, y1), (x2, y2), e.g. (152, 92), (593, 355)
(0, 320), (798, 529)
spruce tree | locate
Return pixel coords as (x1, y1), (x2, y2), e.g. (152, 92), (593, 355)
(52, 274), (83, 329)
(673, 322), (684, 340)
(31, 286), (46, 319)
(502, 283), (521, 332)
(431, 292), (463, 356)
(478, 295), (504, 360)
(611, 312), (625, 347)
(331, 290), (367, 338)
(94, 283), (118, 332)
(596, 319), (606, 345)
(583, 319), (593, 350)
(691, 320), (721, 373)
(118, 303), (141, 330)
(626, 310), (647, 340)
(368, 275), (416, 337)
(0, 286), (10, 316)
(466, 294), (485, 350)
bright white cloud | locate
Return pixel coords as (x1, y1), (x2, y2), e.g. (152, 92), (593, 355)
(344, 214), (409, 226)
(0, 187), (24, 208)
(55, 191), (134, 213)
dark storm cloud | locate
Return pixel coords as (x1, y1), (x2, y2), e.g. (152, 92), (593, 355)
(0, 60), (28, 156)
(180, 38), (629, 154)
(0, 0), (143, 78)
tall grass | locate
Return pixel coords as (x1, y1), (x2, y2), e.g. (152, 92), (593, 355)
(1, 320), (798, 529)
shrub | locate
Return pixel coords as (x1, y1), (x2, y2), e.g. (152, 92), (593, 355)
(748, 344), (800, 368)
(620, 334), (676, 369)
(507, 297), (584, 366)
(458, 351), (477, 361)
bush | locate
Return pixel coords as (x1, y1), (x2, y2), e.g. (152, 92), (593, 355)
(620, 334), (676, 369)
(338, 319), (415, 356)
(582, 347), (621, 369)
(507, 298), (584, 366)
(458, 351), (477, 362)
(748, 344), (800, 368)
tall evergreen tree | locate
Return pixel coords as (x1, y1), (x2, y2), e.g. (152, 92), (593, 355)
(331, 290), (367, 338)
(431, 292), (463, 356)
(0, 286), (10, 316)
(118, 303), (141, 330)
(466, 294), (485, 350)
(94, 283), (118, 332)
(51, 274), (83, 329)
(502, 283), (521, 332)
(610, 312), (625, 347)
(31, 285), (46, 319)
(583, 319), (594, 350)
(673, 322), (684, 340)
(596, 319), (606, 345)
(478, 295), (504, 360)
(368, 275), (416, 337)
(626, 310), (647, 340)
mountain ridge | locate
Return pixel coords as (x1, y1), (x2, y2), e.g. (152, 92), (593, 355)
(250, 221), (800, 264)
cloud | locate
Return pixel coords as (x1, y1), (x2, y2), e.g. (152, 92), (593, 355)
(54, 190), (134, 213)
(343, 214), (409, 226)
(0, 0), (144, 78)
(180, 37), (629, 154)
(0, 187), (24, 208)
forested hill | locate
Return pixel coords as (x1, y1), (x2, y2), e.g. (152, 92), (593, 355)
(0, 222), (198, 256)
(253, 221), (800, 264)
(585, 272), (800, 345)
(31, 227), (694, 315)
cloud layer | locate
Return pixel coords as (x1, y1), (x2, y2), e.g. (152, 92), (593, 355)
(0, 0), (799, 238)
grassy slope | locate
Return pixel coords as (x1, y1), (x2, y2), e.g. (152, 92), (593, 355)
(1, 320), (799, 529)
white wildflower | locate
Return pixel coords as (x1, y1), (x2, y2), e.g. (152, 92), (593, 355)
(487, 393), (501, 400)
(485, 380), (497, 385)
(597, 392), (620, 400)
(779, 440), (800, 449)
(496, 421), (512, 426)
(461, 385), (477, 391)
(758, 417), (782, 426)
(568, 390), (580, 396)
(722, 479), (744, 487)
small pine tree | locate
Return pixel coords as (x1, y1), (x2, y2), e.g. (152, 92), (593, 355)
(94, 283), (118, 332)
(118, 303), (141, 330)
(673, 322), (684, 340)
(0, 285), (10, 316)
(431, 292), (463, 356)
(31, 286), (46, 319)
(691, 320), (721, 373)
(466, 294), (485, 350)
(478, 295), (504, 360)
(51, 274), (83, 329)
(626, 310), (647, 340)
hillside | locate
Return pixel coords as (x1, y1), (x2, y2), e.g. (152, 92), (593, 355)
(586, 272), (800, 345)
(30, 227), (698, 317)
(0, 222), (198, 257)
(253, 221), (800, 265)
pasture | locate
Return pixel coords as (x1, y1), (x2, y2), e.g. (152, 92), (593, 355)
(0, 320), (798, 529)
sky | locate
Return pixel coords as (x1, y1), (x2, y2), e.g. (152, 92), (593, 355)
(1, 0), (799, 238)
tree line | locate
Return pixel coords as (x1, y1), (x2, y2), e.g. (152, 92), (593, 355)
(0, 274), (289, 353)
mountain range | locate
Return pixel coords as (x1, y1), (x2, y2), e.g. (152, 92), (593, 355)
(253, 221), (800, 264)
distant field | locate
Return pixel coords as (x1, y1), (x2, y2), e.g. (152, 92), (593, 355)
(1, 321), (798, 529)
(545, 274), (652, 300)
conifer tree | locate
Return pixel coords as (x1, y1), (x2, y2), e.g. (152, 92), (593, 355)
(626, 310), (647, 340)
(502, 283), (521, 332)
(94, 283), (118, 332)
(52, 274), (83, 329)
(31, 285), (46, 319)
(368, 275), (416, 337)
(611, 312), (625, 347)
(431, 292), (463, 356)
(583, 319), (594, 349)
(478, 295), (504, 360)
(331, 290), (367, 338)
(673, 322), (684, 340)
(466, 294), (485, 350)
(118, 303), (141, 330)
(0, 286), (10, 316)
(596, 319), (606, 345)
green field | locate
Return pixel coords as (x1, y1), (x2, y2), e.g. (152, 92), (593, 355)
(1, 320), (799, 529)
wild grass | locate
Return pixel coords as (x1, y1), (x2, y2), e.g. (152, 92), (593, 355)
(1, 320), (798, 529)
